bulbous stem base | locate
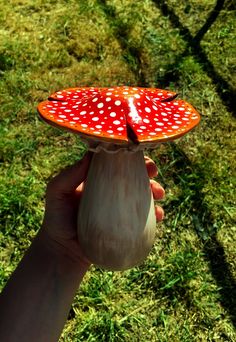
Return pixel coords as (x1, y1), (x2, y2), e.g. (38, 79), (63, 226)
(77, 150), (156, 270)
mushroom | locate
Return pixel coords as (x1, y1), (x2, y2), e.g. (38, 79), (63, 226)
(38, 86), (200, 270)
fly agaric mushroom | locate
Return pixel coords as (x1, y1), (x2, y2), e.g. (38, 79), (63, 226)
(38, 86), (200, 270)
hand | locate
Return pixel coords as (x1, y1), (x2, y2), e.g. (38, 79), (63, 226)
(144, 156), (165, 221)
(40, 153), (165, 268)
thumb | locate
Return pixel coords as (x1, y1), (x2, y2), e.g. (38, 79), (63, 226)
(47, 152), (92, 195)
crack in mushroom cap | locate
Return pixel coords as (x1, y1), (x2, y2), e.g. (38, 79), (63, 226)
(37, 86), (200, 146)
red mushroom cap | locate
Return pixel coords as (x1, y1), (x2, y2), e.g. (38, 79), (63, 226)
(37, 86), (200, 145)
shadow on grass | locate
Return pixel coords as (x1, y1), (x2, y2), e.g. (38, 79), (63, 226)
(168, 144), (236, 327)
(152, 0), (236, 117)
(98, 0), (236, 326)
(150, 0), (236, 324)
(96, 0), (148, 87)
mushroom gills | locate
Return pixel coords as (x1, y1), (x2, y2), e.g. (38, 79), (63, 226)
(77, 149), (156, 270)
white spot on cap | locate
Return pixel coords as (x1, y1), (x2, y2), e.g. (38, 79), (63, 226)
(110, 112), (116, 117)
(80, 111), (87, 115)
(115, 100), (121, 106)
(117, 127), (124, 131)
(92, 117), (99, 121)
(143, 118), (150, 123)
(113, 120), (121, 125)
(97, 103), (104, 108)
(92, 97), (98, 102)
(145, 107), (151, 113)
(81, 124), (88, 128)
(106, 97), (111, 102)
(95, 125), (102, 129)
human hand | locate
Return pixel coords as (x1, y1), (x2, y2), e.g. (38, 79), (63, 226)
(40, 153), (165, 269)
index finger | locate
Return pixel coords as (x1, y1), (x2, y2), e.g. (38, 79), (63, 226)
(145, 156), (158, 178)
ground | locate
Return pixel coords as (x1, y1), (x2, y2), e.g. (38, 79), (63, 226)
(0, 0), (235, 341)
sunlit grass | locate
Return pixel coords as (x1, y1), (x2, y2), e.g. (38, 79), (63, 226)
(0, 0), (235, 341)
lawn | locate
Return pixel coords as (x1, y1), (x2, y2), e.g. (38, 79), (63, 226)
(0, 0), (235, 341)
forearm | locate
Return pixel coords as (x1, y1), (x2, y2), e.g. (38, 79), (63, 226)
(0, 232), (89, 342)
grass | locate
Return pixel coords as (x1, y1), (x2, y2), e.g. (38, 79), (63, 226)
(0, 0), (235, 340)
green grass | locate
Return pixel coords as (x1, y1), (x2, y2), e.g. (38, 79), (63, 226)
(0, 0), (235, 341)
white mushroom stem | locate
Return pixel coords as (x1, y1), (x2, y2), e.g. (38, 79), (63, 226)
(77, 149), (156, 270)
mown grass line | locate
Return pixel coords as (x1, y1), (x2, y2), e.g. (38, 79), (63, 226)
(152, 0), (236, 117)
(96, 0), (148, 87)
(98, 0), (236, 328)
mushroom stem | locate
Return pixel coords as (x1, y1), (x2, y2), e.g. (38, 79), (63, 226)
(77, 149), (156, 270)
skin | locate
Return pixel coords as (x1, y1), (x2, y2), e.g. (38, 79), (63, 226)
(0, 153), (165, 342)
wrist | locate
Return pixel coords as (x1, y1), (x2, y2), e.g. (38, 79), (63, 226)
(35, 230), (90, 275)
